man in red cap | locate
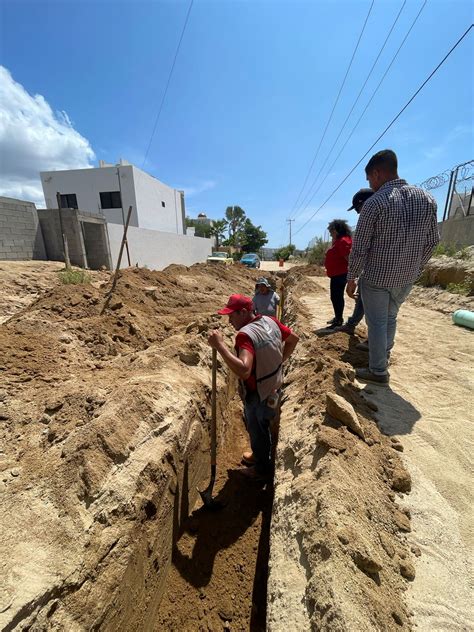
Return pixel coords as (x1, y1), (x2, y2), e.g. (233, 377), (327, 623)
(208, 294), (299, 481)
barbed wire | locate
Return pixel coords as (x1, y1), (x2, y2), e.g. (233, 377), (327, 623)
(417, 159), (474, 190)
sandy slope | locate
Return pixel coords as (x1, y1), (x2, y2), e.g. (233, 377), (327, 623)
(303, 276), (473, 632)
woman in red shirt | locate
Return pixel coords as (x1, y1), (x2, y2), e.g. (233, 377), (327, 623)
(324, 219), (353, 328)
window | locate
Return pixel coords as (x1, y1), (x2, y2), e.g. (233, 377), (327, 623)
(100, 191), (122, 208)
(161, 201), (166, 207)
(59, 194), (78, 209)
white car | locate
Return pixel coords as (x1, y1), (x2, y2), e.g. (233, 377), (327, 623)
(207, 252), (233, 265)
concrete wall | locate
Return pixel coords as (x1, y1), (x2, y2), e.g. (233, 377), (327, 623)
(438, 215), (474, 248)
(37, 209), (111, 270)
(38, 208), (87, 267)
(131, 167), (185, 234)
(107, 224), (212, 270)
(0, 196), (46, 261)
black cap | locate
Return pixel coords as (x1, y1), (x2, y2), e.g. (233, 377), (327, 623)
(347, 188), (374, 212)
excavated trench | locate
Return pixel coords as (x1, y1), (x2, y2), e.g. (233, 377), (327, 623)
(1, 264), (415, 631)
(153, 376), (274, 631)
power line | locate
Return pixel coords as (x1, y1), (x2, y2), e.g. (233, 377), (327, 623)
(142, 0), (194, 168)
(293, 0), (427, 224)
(295, 0), (427, 219)
(288, 0), (375, 216)
(292, 0), (407, 219)
(293, 23), (474, 238)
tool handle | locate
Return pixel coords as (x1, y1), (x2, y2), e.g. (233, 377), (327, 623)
(210, 348), (217, 466)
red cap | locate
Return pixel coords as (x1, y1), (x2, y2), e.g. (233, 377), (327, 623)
(218, 294), (254, 315)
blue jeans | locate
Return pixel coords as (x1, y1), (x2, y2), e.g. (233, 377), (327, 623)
(360, 279), (413, 375)
(244, 390), (276, 474)
(347, 294), (364, 327)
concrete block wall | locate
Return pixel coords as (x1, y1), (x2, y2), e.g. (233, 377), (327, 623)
(82, 222), (111, 269)
(37, 208), (87, 267)
(0, 197), (46, 261)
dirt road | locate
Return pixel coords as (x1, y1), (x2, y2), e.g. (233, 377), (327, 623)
(302, 276), (473, 632)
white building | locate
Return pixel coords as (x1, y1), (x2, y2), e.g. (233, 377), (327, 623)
(40, 159), (186, 235)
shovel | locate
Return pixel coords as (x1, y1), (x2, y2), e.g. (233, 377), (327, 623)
(198, 348), (223, 510)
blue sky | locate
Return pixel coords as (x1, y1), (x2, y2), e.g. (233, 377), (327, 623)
(1, 0), (473, 248)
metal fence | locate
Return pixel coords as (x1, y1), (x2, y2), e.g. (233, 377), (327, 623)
(418, 159), (474, 221)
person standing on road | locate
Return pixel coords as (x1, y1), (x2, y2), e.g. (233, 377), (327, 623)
(346, 149), (439, 385)
(253, 277), (280, 317)
(335, 189), (374, 334)
(324, 219), (353, 329)
(208, 294), (299, 482)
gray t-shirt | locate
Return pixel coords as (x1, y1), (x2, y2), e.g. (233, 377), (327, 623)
(253, 291), (280, 317)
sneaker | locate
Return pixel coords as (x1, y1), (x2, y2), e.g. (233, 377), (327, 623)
(355, 368), (389, 385)
(356, 341), (369, 352)
(238, 466), (271, 483)
(241, 451), (255, 466)
(335, 323), (355, 334)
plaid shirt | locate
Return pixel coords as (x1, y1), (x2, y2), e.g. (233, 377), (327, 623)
(348, 179), (439, 288)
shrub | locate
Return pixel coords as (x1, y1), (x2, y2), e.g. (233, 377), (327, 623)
(307, 238), (331, 265)
(454, 247), (470, 261)
(432, 243), (457, 258)
(274, 245), (296, 261)
(446, 281), (473, 296)
(57, 268), (90, 285)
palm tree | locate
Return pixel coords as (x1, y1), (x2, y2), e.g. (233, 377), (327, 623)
(225, 206), (246, 241)
(209, 219), (228, 249)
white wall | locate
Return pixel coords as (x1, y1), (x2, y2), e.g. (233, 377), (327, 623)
(40, 166), (139, 227)
(131, 167), (184, 234)
(40, 164), (186, 234)
(107, 224), (212, 270)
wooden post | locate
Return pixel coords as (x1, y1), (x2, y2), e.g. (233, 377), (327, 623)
(117, 167), (131, 266)
(101, 205), (133, 314)
(56, 192), (71, 269)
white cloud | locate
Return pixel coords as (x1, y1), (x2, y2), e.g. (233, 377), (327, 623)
(177, 179), (216, 197)
(0, 66), (95, 206)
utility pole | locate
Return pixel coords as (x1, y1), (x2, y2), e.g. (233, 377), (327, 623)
(286, 218), (295, 247)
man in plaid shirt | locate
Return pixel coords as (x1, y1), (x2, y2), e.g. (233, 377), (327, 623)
(347, 149), (439, 385)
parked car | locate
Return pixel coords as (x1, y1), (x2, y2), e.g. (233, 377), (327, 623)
(240, 253), (261, 268)
(207, 251), (233, 265)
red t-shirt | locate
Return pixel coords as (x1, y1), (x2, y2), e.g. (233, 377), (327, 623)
(324, 235), (352, 277)
(235, 315), (292, 391)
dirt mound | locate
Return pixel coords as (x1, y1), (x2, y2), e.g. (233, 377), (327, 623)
(408, 284), (474, 314)
(267, 269), (414, 631)
(0, 261), (67, 323)
(419, 254), (474, 295)
(0, 262), (270, 631)
(1, 261), (418, 631)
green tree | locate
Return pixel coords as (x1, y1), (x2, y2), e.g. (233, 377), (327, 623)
(225, 206), (246, 241)
(185, 216), (212, 238)
(239, 218), (268, 252)
(209, 219), (228, 249)
(274, 244), (296, 261)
